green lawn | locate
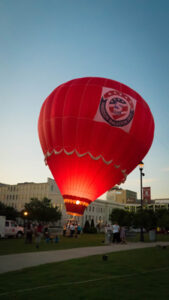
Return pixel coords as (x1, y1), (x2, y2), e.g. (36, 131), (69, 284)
(0, 247), (169, 299)
(127, 232), (169, 243)
(0, 234), (105, 255)
(0, 233), (169, 255)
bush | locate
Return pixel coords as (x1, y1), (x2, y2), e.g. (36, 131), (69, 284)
(83, 220), (97, 234)
(83, 220), (91, 233)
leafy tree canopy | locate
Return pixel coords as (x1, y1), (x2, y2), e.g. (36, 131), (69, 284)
(155, 209), (169, 228)
(132, 209), (157, 230)
(109, 208), (133, 227)
(109, 208), (169, 231)
(0, 201), (18, 220)
(23, 197), (61, 223)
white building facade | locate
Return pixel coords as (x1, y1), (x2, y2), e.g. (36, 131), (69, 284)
(0, 178), (124, 227)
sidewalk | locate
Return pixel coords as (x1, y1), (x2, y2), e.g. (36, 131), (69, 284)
(0, 242), (169, 274)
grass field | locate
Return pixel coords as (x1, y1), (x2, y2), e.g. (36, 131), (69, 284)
(0, 247), (169, 299)
(0, 233), (169, 255)
(0, 234), (105, 255)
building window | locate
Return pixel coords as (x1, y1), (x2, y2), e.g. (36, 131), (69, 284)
(92, 207), (94, 212)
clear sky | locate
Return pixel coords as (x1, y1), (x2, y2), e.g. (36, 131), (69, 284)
(0, 0), (169, 200)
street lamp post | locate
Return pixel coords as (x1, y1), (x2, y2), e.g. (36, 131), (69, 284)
(139, 162), (145, 242)
(23, 211), (28, 231)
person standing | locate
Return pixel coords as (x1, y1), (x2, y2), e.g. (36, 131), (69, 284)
(63, 224), (67, 236)
(25, 222), (33, 244)
(74, 223), (78, 238)
(70, 223), (75, 237)
(112, 222), (120, 243)
(104, 224), (112, 244)
(77, 224), (81, 235)
(120, 226), (127, 244)
(34, 223), (43, 249)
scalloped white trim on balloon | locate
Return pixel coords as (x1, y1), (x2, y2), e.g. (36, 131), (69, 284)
(45, 148), (113, 165)
(44, 148), (127, 184)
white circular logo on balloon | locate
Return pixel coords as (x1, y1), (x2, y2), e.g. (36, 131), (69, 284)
(99, 90), (135, 127)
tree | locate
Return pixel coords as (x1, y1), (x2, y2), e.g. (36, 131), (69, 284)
(91, 219), (95, 228)
(83, 220), (91, 233)
(90, 219), (97, 233)
(133, 209), (157, 231)
(155, 209), (169, 230)
(109, 208), (132, 227)
(0, 201), (18, 220)
(24, 198), (61, 223)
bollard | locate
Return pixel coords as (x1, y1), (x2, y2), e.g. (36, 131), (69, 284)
(102, 255), (108, 261)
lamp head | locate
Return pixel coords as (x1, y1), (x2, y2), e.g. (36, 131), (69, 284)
(139, 161), (144, 170)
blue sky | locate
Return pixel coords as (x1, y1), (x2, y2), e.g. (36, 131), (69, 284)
(0, 0), (169, 199)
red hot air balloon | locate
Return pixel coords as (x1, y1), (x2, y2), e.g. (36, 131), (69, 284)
(38, 77), (154, 216)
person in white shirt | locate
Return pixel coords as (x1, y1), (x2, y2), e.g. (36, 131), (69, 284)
(112, 222), (120, 243)
(70, 223), (75, 237)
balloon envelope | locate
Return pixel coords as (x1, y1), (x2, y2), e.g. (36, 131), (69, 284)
(38, 77), (154, 216)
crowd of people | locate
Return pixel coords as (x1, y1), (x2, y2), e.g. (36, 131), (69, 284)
(24, 222), (59, 248)
(24, 221), (82, 248)
(63, 222), (82, 237)
(24, 220), (125, 248)
(104, 222), (127, 244)
(24, 222), (44, 248)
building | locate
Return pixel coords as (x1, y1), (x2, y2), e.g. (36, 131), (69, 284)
(2, 178), (167, 226)
(0, 178), (125, 227)
(106, 186), (137, 204)
(153, 198), (169, 210)
(124, 198), (169, 212)
(82, 198), (124, 228)
(0, 178), (63, 211)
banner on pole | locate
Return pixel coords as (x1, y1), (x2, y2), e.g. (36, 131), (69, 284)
(143, 187), (151, 203)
